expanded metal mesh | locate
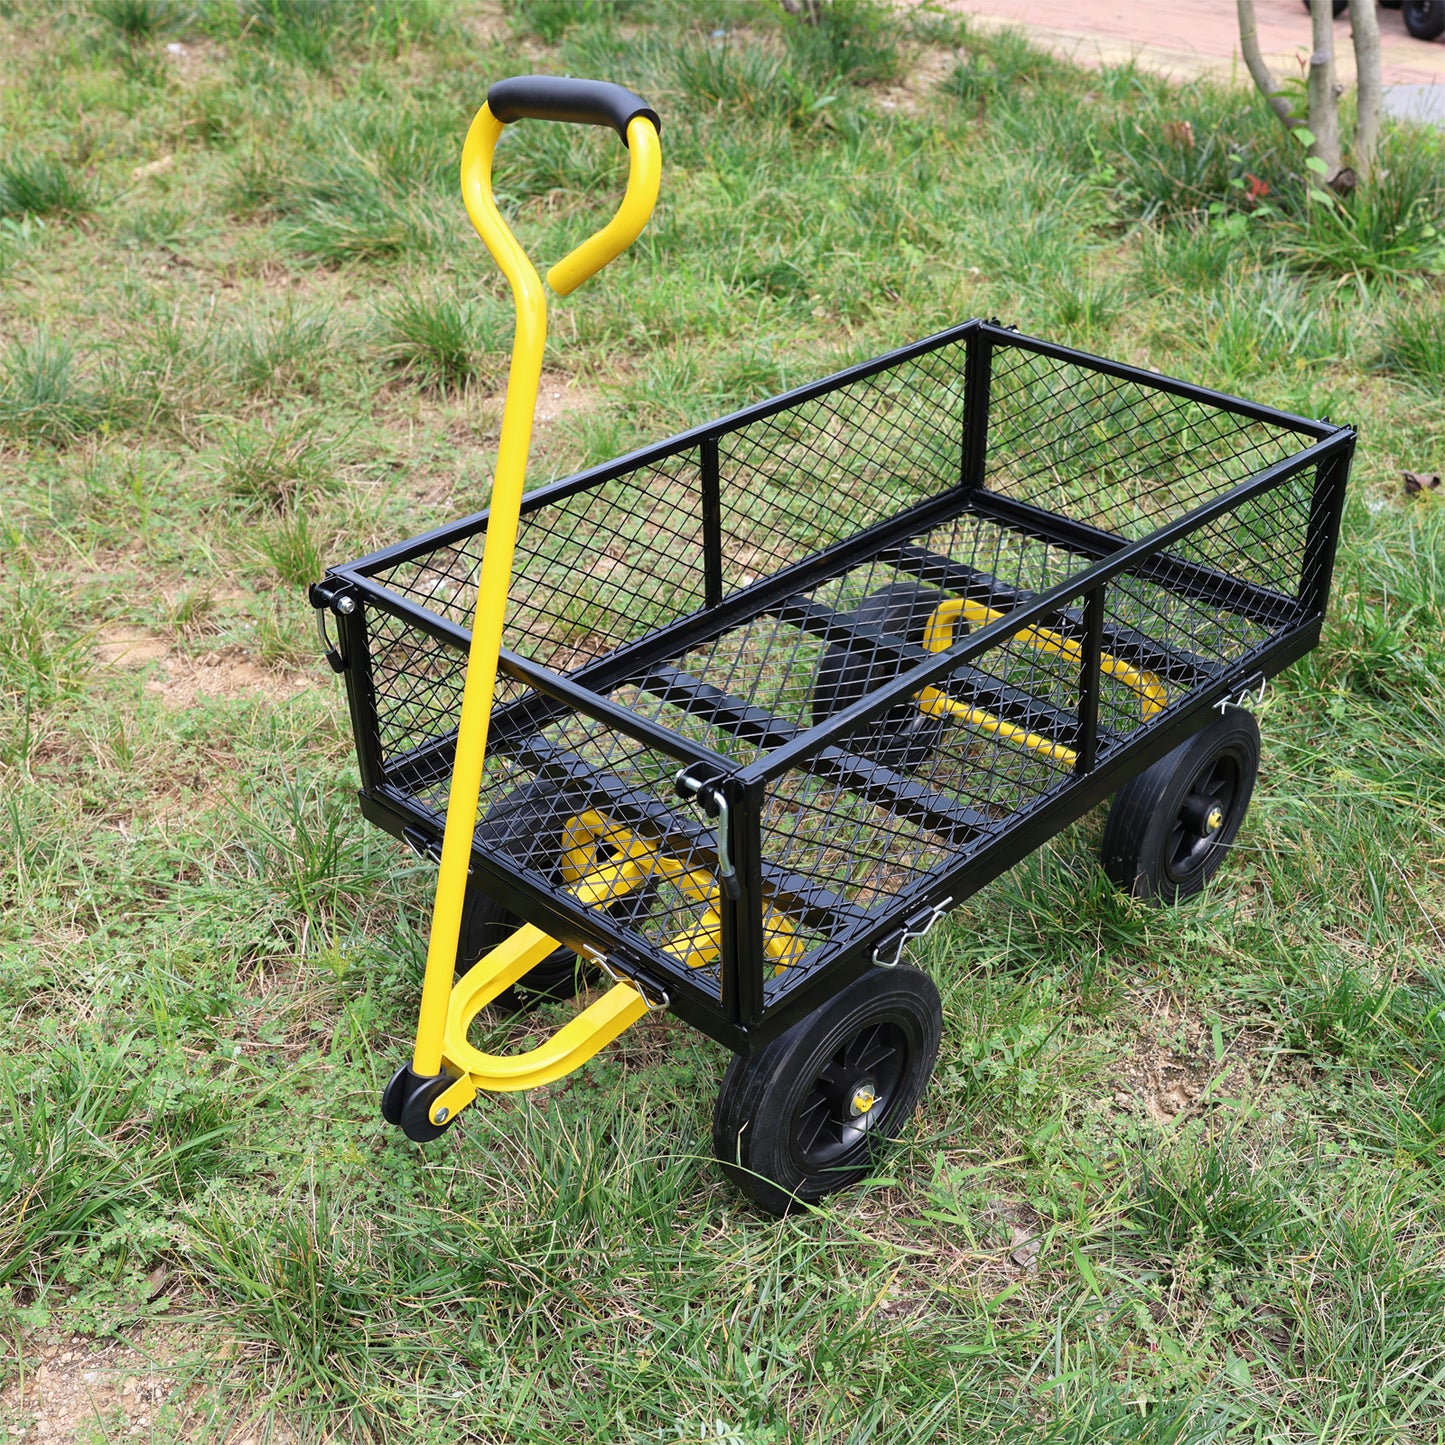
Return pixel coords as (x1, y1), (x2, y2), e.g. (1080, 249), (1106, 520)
(400, 695), (728, 1001)
(985, 345), (1304, 537)
(367, 449), (708, 674)
(345, 329), (1336, 1014)
(715, 345), (967, 590)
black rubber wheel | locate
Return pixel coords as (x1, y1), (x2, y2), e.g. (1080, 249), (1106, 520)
(380, 1064), (412, 1125)
(713, 965), (942, 1215)
(1403, 2), (1445, 39)
(461, 781), (656, 1013)
(810, 582), (954, 770)
(381, 1065), (456, 1142)
(1101, 708), (1260, 905)
(398, 1073), (455, 1143)
(1381, 1), (1402, 9)
(1301, 1), (1350, 14)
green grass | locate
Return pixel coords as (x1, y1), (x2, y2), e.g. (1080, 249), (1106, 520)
(216, 416), (343, 508)
(375, 286), (504, 391)
(2, 0), (1444, 1440)
(92, 0), (185, 39)
(0, 331), (121, 444)
(0, 153), (96, 221)
(1377, 293), (1445, 387)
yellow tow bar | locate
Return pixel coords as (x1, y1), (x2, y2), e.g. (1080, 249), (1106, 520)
(403, 80), (664, 1131)
(917, 596), (1168, 766)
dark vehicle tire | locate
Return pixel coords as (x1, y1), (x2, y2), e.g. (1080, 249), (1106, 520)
(460, 781), (656, 1012)
(811, 582), (955, 770)
(1101, 708), (1260, 905)
(1301, 1), (1350, 14)
(1381, 1), (1402, 10)
(1403, 2), (1445, 38)
(713, 964), (942, 1215)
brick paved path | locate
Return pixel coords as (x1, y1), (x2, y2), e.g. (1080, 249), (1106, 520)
(938, 0), (1445, 89)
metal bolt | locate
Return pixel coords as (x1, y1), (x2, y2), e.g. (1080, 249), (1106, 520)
(335, 596), (356, 615)
(433, 1107), (449, 1123)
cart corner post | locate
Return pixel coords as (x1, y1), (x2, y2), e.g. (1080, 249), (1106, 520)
(1299, 431), (1356, 623)
(1074, 585), (1106, 775)
(960, 320), (993, 496)
(721, 774), (769, 1030)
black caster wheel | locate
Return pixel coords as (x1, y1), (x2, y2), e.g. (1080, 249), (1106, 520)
(713, 964), (942, 1215)
(460, 781), (658, 1013)
(1101, 707), (1260, 905)
(810, 582), (957, 770)
(1300, 1), (1349, 15)
(1403, 2), (1444, 39)
(1381, 1), (1402, 9)
(381, 1066), (456, 1142)
(381, 1064), (412, 1125)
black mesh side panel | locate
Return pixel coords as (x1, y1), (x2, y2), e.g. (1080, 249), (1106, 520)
(984, 345), (1307, 536)
(368, 449), (708, 673)
(716, 345), (967, 590)
(365, 602), (725, 1000)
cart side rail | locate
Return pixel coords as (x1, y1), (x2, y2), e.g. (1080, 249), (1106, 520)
(740, 427), (1354, 784)
(330, 324), (1336, 700)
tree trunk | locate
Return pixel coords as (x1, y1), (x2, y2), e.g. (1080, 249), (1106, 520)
(1307, 0), (1344, 184)
(1351, 0), (1383, 185)
(1237, 0), (1303, 129)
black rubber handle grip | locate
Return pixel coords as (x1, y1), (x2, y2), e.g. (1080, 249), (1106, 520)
(486, 76), (660, 144)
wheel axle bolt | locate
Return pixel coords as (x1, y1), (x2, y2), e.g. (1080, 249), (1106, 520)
(1205, 807), (1224, 833)
(851, 1088), (876, 1116)
(434, 1107), (449, 1123)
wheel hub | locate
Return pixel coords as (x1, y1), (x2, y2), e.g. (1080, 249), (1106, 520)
(792, 1021), (908, 1168)
(1181, 791), (1225, 835)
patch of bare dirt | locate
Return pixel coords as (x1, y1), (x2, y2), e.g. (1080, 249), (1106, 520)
(438, 369), (603, 435)
(95, 629), (315, 706)
(876, 43), (964, 114)
(0, 1329), (302, 1444)
(95, 629), (171, 667)
(149, 647), (315, 708)
(1112, 1036), (1220, 1123)
(158, 37), (222, 84)
(461, 0), (516, 47)
(1, 1335), (171, 1443)
(525, 370), (605, 429)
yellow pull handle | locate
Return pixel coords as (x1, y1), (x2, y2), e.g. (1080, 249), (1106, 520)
(442, 924), (650, 1095)
(459, 100), (661, 299)
(410, 86), (661, 1082)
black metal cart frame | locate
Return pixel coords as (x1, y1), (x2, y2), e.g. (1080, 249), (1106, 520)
(315, 319), (1355, 1058)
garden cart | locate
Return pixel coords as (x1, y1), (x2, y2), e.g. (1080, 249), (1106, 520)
(311, 77), (1357, 1215)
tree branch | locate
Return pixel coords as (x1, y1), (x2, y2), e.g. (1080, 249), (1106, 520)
(1351, 0), (1383, 184)
(1237, 0), (1303, 129)
(1307, 0), (1343, 181)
